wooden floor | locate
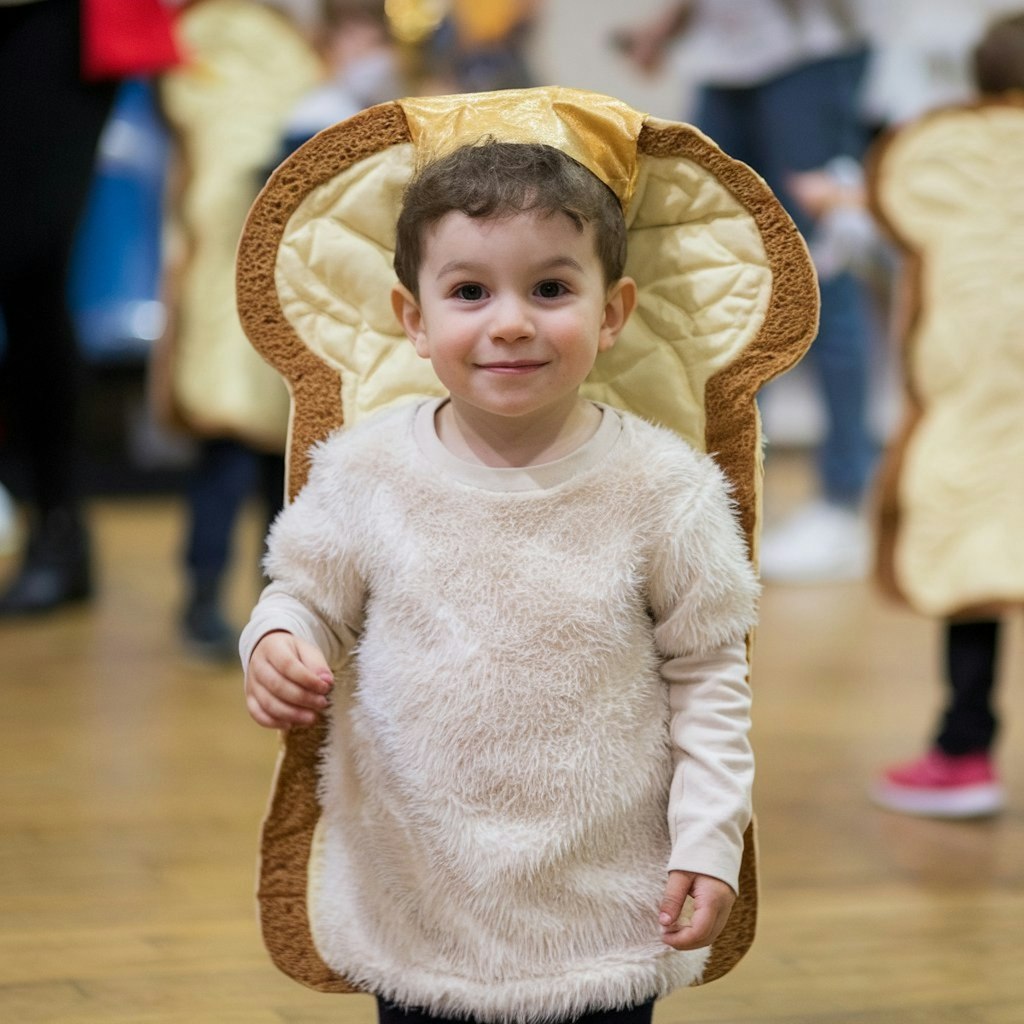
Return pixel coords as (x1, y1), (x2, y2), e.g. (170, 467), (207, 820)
(1, 450), (1022, 1024)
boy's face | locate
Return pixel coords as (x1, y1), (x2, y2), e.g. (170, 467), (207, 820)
(392, 209), (635, 428)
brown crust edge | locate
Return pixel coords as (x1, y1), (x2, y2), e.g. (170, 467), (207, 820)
(236, 109), (818, 994)
(236, 100), (411, 993)
(865, 96), (1024, 618)
(640, 121), (818, 984)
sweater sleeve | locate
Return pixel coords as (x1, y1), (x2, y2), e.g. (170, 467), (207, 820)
(646, 454), (760, 658)
(239, 581), (359, 671)
(663, 636), (753, 893)
(239, 431), (368, 671)
(644, 444), (759, 892)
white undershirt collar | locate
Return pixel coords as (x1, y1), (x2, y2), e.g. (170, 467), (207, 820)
(413, 397), (622, 492)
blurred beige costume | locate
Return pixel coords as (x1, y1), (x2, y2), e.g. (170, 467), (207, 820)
(870, 97), (1024, 617)
(157, 0), (322, 450)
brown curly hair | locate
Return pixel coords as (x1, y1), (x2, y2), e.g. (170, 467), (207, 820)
(394, 140), (627, 296)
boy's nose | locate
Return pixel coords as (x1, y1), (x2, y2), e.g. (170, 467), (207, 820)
(488, 296), (534, 343)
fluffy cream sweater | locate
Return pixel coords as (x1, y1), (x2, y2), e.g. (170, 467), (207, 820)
(241, 399), (759, 1023)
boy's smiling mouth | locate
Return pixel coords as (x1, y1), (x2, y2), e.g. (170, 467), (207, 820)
(476, 360), (550, 374)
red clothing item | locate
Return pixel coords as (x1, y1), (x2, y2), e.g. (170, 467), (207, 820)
(81, 0), (181, 80)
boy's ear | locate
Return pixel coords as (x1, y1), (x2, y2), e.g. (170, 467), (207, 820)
(391, 282), (429, 357)
(598, 276), (638, 352)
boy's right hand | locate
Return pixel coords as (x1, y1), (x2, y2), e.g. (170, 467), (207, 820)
(245, 630), (334, 730)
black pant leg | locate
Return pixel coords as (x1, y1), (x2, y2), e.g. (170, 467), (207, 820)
(377, 997), (655, 1024)
(935, 619), (1002, 755)
(0, 0), (116, 513)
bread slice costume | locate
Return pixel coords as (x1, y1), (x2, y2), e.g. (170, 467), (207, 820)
(869, 97), (1024, 618)
(157, 0), (322, 450)
(236, 87), (818, 996)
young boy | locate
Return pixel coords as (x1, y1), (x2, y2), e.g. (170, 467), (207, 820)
(241, 140), (760, 1024)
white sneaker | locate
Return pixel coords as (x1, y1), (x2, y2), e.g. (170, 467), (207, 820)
(759, 499), (869, 583)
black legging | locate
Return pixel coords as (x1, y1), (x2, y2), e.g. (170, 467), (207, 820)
(935, 619), (1002, 756)
(0, 0), (117, 514)
(377, 998), (656, 1024)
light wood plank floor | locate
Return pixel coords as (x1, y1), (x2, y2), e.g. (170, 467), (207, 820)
(1, 451), (1021, 1023)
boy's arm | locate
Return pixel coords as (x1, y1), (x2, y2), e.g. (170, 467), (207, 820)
(654, 637), (751, 949)
(662, 636), (753, 893)
(644, 447), (757, 947)
(239, 581), (357, 670)
(241, 582), (360, 730)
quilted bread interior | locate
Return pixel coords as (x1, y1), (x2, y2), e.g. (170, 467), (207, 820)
(236, 88), (818, 993)
(158, 0), (322, 449)
(870, 99), (1024, 617)
(277, 145), (772, 453)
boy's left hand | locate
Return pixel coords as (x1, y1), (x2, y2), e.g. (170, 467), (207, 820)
(658, 870), (735, 950)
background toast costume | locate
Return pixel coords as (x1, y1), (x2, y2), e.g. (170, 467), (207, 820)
(235, 86), (818, 995)
(868, 97), (1024, 618)
(157, 0), (321, 451)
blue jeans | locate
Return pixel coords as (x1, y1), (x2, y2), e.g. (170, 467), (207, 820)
(695, 50), (877, 504)
(183, 439), (283, 588)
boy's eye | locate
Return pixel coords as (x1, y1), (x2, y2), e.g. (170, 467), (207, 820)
(535, 280), (567, 299)
(453, 283), (486, 301)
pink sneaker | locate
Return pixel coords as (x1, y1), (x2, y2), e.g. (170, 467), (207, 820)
(872, 750), (1005, 818)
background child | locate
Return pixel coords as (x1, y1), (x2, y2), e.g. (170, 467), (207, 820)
(871, 11), (1024, 818)
(241, 140), (759, 1024)
(618, 0), (877, 583)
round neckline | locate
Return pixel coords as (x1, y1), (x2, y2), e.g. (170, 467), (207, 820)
(413, 398), (622, 492)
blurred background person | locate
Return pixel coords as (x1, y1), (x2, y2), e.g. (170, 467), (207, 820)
(155, 0), (322, 659)
(157, 0), (404, 660)
(857, 0), (1024, 131)
(277, 0), (404, 158)
(619, 0), (878, 583)
(423, 0), (541, 93)
(871, 9), (1024, 819)
(0, 0), (179, 615)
